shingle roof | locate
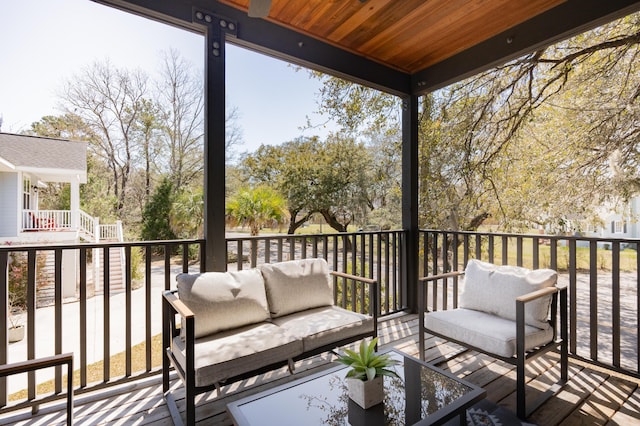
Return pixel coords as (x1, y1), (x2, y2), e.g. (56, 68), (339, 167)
(0, 132), (87, 171)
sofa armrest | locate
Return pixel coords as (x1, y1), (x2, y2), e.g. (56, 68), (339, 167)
(163, 289), (196, 389)
(330, 271), (378, 329)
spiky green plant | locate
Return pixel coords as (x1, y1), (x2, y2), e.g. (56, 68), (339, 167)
(336, 338), (400, 381)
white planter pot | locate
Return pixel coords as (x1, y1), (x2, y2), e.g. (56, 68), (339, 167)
(347, 376), (384, 409)
(8, 325), (25, 343)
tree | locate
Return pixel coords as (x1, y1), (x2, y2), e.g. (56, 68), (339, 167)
(241, 137), (320, 233)
(141, 177), (177, 241)
(28, 113), (96, 141)
(225, 186), (287, 236)
(134, 98), (163, 203)
(61, 60), (152, 216)
(170, 187), (204, 239)
(313, 134), (372, 233)
(307, 12), (640, 232)
(156, 49), (205, 189)
(240, 135), (372, 233)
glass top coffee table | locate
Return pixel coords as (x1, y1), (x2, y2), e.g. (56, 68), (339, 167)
(227, 349), (486, 425)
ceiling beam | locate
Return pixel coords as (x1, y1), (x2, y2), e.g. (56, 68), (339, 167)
(92, 0), (412, 96)
(412, 0), (640, 94)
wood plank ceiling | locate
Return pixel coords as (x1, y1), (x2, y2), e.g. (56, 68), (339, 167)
(217, 0), (566, 73)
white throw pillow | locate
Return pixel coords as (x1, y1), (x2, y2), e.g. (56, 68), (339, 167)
(259, 258), (333, 318)
(459, 259), (557, 329)
(176, 269), (270, 338)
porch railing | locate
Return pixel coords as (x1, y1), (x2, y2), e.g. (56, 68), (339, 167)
(5, 229), (637, 413)
(226, 230), (405, 315)
(78, 210), (95, 239)
(419, 229), (640, 378)
(0, 230), (404, 413)
(22, 210), (71, 231)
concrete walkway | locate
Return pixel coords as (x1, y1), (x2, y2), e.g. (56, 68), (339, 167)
(5, 261), (198, 396)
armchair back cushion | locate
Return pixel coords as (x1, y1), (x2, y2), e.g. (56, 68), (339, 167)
(460, 259), (557, 329)
(259, 258), (333, 318)
(176, 269), (270, 338)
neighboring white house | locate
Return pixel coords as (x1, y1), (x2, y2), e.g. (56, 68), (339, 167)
(581, 196), (640, 247)
(0, 132), (123, 298)
(0, 132), (87, 243)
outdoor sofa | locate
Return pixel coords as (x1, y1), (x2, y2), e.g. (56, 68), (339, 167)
(418, 259), (568, 420)
(162, 257), (378, 425)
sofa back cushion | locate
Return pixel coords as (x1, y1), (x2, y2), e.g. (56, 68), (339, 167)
(176, 269), (270, 338)
(259, 258), (333, 318)
(459, 259), (557, 329)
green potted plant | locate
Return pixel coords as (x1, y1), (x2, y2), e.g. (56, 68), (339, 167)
(336, 338), (400, 409)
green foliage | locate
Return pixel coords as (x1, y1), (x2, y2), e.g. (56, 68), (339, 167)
(226, 186), (287, 236)
(7, 252), (47, 314)
(170, 188), (204, 238)
(336, 338), (400, 381)
(129, 246), (144, 282)
(240, 135), (374, 233)
(309, 13), (640, 233)
(141, 177), (177, 241)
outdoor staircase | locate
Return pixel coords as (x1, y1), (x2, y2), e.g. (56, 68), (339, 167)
(94, 246), (125, 295)
(79, 209), (126, 295)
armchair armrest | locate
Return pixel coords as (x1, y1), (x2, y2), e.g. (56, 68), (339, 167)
(515, 286), (557, 304)
(163, 289), (194, 319)
(418, 270), (465, 283)
(418, 270), (464, 315)
(515, 285), (567, 363)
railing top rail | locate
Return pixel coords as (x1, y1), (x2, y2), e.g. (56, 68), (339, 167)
(420, 228), (640, 244)
(225, 229), (402, 242)
(0, 238), (204, 252)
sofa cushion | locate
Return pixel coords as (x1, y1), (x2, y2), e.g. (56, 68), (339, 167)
(424, 308), (554, 358)
(172, 322), (303, 387)
(176, 269), (270, 338)
(460, 259), (557, 329)
(272, 306), (374, 352)
(259, 258), (333, 318)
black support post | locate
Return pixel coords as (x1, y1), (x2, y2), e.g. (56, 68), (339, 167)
(402, 94), (419, 312)
(198, 10), (237, 272)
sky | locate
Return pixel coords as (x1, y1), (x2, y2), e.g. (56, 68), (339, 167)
(0, 0), (335, 153)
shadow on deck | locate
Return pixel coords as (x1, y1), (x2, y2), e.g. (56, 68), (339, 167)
(2, 313), (639, 425)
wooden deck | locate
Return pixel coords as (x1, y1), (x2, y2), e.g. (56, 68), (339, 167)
(2, 313), (640, 425)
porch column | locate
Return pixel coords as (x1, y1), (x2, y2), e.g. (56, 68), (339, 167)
(402, 94), (419, 312)
(198, 11), (237, 272)
(70, 178), (80, 229)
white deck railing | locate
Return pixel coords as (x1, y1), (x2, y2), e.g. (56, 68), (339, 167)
(22, 210), (122, 243)
(99, 223), (120, 241)
(78, 209), (95, 239)
(21, 210), (71, 231)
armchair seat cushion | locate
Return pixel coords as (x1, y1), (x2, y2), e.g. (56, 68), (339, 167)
(272, 306), (374, 352)
(424, 308), (553, 358)
(172, 322), (303, 387)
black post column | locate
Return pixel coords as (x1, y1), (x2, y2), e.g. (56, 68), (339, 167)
(402, 94), (419, 312)
(195, 10), (237, 272)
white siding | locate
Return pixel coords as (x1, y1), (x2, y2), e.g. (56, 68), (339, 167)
(0, 172), (19, 238)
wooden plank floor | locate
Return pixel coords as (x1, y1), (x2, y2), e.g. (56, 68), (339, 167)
(2, 313), (640, 425)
